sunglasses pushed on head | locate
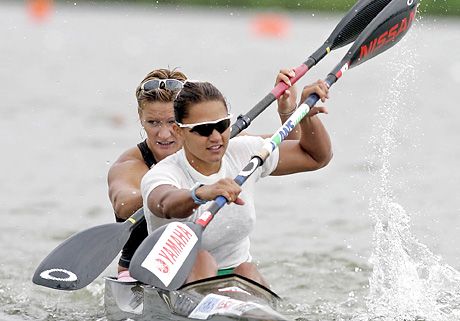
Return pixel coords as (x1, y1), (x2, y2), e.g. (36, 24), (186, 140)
(140, 78), (185, 92)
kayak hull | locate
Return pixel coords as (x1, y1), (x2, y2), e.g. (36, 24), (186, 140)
(104, 274), (290, 321)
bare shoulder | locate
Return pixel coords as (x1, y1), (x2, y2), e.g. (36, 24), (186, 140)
(108, 146), (147, 177)
(112, 146), (143, 165)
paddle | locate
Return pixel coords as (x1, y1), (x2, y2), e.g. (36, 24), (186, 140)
(230, 0), (394, 137)
(32, 208), (145, 290)
(129, 0), (419, 291)
(32, 0), (391, 292)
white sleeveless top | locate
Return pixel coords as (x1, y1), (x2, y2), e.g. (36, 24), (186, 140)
(141, 135), (279, 269)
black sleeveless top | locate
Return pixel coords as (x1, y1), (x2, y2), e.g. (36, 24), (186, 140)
(137, 139), (157, 168)
(117, 139), (157, 268)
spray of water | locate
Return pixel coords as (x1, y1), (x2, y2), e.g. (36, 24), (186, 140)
(364, 25), (460, 321)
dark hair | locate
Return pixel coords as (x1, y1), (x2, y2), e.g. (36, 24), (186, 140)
(135, 68), (187, 111)
(174, 82), (228, 123)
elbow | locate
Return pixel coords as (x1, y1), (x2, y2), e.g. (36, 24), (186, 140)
(308, 149), (333, 171)
(317, 150), (333, 169)
(148, 189), (182, 219)
(147, 192), (167, 219)
(114, 202), (128, 219)
(110, 187), (143, 220)
(112, 196), (136, 220)
(146, 187), (195, 219)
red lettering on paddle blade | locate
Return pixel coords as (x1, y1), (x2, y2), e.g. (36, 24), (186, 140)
(397, 17), (408, 36)
(176, 225), (194, 240)
(376, 31), (389, 50)
(156, 259), (169, 273)
(158, 249), (174, 265)
(163, 246), (177, 264)
(169, 234), (185, 251)
(388, 24), (399, 42)
(359, 44), (369, 60)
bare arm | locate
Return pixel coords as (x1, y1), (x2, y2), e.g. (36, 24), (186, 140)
(146, 178), (244, 219)
(108, 147), (149, 219)
(272, 80), (332, 176)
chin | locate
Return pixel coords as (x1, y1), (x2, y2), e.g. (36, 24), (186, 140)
(207, 153), (224, 164)
(154, 144), (178, 160)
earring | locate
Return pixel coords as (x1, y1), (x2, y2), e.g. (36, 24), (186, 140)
(139, 126), (146, 140)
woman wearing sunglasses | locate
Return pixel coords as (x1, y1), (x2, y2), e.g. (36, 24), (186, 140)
(141, 79), (331, 287)
(108, 67), (304, 281)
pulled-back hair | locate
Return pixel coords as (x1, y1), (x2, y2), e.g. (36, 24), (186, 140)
(135, 68), (187, 111)
(174, 81), (228, 123)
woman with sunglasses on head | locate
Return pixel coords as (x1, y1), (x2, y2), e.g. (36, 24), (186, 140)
(108, 67), (304, 281)
(107, 68), (187, 281)
(141, 78), (332, 287)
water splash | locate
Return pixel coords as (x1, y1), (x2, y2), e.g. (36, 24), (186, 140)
(367, 202), (460, 321)
(364, 27), (460, 321)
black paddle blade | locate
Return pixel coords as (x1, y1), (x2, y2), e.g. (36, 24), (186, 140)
(326, 0), (393, 50)
(32, 222), (131, 290)
(346, 0), (419, 69)
(130, 221), (203, 290)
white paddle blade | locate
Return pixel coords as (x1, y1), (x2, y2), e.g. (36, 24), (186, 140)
(130, 221), (203, 290)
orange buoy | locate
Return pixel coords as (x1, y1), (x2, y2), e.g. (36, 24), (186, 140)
(27, 0), (53, 22)
(251, 13), (290, 38)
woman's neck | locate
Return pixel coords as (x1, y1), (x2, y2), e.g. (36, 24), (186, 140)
(145, 139), (161, 161)
(184, 150), (221, 176)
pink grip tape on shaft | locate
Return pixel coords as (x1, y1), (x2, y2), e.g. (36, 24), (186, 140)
(271, 64), (309, 98)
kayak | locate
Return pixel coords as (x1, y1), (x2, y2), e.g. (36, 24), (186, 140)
(104, 274), (290, 321)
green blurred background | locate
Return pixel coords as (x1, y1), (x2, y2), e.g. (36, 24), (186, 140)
(91, 0), (459, 16)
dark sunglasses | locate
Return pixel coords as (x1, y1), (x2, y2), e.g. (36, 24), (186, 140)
(140, 79), (184, 92)
(176, 115), (232, 137)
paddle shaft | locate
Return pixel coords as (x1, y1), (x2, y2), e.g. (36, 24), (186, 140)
(229, 46), (333, 138)
(230, 0), (395, 137)
(124, 207), (145, 230)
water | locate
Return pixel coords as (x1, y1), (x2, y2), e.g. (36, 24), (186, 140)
(1, 1), (460, 320)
